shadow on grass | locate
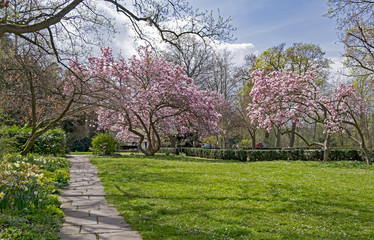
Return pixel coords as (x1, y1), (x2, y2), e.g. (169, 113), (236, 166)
(108, 181), (373, 215)
(103, 181), (374, 239)
(92, 154), (374, 239)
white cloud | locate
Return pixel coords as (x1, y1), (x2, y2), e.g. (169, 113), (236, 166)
(330, 57), (345, 74)
(215, 42), (256, 66)
(328, 57), (352, 84)
(96, 3), (257, 68)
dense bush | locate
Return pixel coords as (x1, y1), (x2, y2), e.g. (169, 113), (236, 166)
(34, 128), (67, 155)
(0, 126), (67, 155)
(170, 148), (366, 162)
(0, 125), (30, 150)
(91, 132), (118, 155)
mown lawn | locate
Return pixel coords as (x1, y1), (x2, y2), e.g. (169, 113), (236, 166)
(90, 154), (374, 240)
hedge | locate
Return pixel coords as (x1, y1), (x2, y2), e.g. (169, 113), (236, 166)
(160, 147), (366, 162)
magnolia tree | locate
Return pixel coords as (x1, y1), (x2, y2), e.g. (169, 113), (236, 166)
(247, 70), (371, 164)
(72, 46), (221, 156)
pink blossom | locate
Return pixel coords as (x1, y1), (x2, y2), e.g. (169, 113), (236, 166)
(247, 70), (367, 137)
(71, 46), (221, 155)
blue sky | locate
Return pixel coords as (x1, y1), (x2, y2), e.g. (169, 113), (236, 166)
(189, 0), (344, 59)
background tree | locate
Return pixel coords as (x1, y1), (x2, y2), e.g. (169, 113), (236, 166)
(164, 35), (215, 85)
(235, 54), (258, 149)
(327, 0), (374, 151)
(0, 38), (101, 154)
(327, 0), (374, 76)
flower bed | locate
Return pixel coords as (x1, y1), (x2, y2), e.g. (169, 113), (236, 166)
(0, 153), (70, 239)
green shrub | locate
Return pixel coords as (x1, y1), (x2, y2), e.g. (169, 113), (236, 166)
(0, 125), (30, 150)
(91, 132), (118, 155)
(0, 137), (16, 158)
(0, 126), (67, 155)
(34, 128), (67, 155)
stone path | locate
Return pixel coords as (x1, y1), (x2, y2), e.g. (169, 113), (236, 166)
(59, 155), (143, 240)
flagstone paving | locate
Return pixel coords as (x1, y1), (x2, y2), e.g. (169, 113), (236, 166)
(59, 155), (143, 240)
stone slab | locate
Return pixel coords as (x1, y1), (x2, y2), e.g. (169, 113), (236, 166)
(60, 233), (98, 240)
(98, 231), (143, 240)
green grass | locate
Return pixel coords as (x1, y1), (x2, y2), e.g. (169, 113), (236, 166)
(68, 151), (139, 156)
(68, 151), (93, 155)
(90, 154), (374, 240)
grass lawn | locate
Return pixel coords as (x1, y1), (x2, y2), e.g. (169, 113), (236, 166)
(68, 151), (93, 155)
(90, 154), (374, 240)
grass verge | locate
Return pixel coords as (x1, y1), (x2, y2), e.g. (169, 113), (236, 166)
(68, 151), (93, 155)
(91, 154), (374, 240)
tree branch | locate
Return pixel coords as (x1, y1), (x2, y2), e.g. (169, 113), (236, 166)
(0, 0), (84, 38)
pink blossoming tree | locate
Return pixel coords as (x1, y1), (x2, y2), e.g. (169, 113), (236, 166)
(247, 70), (371, 164)
(73, 46), (221, 156)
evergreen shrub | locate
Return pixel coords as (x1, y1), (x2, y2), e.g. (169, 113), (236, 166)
(91, 132), (118, 155)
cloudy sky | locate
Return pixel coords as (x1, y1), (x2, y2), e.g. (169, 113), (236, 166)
(190, 0), (345, 70)
(105, 0), (344, 72)
(190, 0), (342, 56)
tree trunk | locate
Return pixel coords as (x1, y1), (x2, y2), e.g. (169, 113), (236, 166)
(289, 122), (296, 148)
(138, 134), (161, 156)
(20, 132), (40, 155)
(221, 135), (226, 149)
(361, 145), (372, 165)
(169, 135), (177, 148)
(355, 122), (372, 165)
(264, 130), (270, 146)
(275, 128), (281, 148)
(322, 134), (330, 162)
(251, 131), (256, 150)
(313, 122), (317, 141)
